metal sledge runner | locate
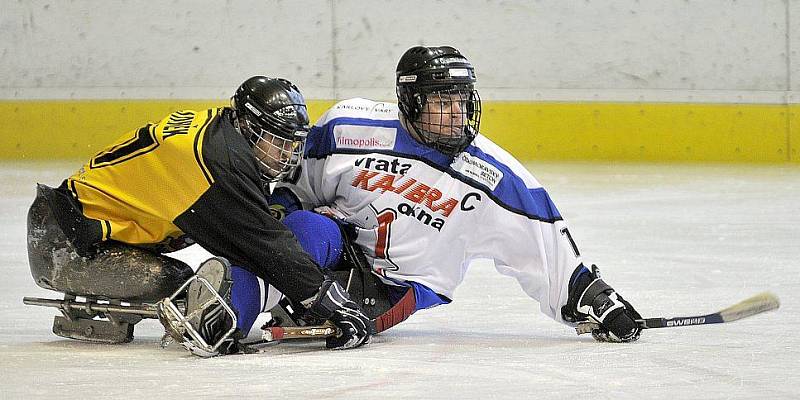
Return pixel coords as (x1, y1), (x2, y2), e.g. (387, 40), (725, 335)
(23, 294), (161, 344)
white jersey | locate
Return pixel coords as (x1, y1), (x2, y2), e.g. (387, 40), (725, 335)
(277, 98), (583, 323)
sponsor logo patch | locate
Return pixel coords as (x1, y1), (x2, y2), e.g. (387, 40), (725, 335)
(448, 68), (469, 77)
(244, 102), (262, 117)
(334, 125), (397, 150)
(451, 153), (503, 190)
(666, 317), (706, 327)
(274, 105), (297, 119)
(398, 75), (417, 83)
(349, 166), (482, 232)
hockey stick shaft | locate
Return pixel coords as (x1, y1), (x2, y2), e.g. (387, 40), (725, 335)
(262, 322), (338, 342)
(576, 291), (780, 334)
(643, 291), (780, 328)
(261, 293), (781, 340)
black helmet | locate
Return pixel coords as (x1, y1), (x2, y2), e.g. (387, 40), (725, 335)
(231, 76), (310, 182)
(396, 46), (481, 156)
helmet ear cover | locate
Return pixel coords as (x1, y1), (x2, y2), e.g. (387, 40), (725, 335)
(465, 91), (477, 120)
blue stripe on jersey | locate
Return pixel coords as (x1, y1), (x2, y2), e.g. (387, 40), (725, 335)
(304, 125), (333, 159)
(387, 281), (450, 311)
(307, 116), (562, 223)
(408, 281), (451, 310)
(461, 146), (563, 222)
(306, 117), (453, 168)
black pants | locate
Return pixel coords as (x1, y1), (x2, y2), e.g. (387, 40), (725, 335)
(27, 184), (193, 302)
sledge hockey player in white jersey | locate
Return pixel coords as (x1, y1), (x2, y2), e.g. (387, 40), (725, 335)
(225, 45), (642, 346)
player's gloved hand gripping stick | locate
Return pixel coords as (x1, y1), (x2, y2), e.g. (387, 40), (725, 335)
(562, 265), (643, 342)
(304, 278), (372, 349)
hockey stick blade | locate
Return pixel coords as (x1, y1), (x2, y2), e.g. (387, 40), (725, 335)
(576, 292), (780, 335)
(716, 292), (780, 322)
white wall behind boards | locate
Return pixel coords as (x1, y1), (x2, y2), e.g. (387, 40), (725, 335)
(1, 0), (797, 103)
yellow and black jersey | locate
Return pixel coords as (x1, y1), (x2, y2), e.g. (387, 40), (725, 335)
(66, 108), (219, 249)
(51, 108), (322, 302)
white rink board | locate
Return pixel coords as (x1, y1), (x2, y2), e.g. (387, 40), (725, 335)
(2, 0), (798, 102)
(1, 162), (798, 399)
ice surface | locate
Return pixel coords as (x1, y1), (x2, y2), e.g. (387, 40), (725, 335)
(1, 161), (798, 399)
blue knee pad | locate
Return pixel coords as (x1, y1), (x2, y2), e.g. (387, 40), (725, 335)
(230, 211), (344, 335)
(282, 210), (343, 270)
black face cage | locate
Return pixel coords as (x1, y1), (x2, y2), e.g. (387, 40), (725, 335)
(238, 110), (308, 183)
(404, 88), (481, 156)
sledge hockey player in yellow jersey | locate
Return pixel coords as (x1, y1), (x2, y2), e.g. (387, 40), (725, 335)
(26, 77), (372, 356)
(66, 108), (231, 250)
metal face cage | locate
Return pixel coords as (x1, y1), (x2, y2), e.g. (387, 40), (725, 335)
(238, 110), (307, 183)
(409, 88), (481, 156)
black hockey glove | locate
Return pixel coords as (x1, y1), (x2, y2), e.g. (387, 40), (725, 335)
(307, 278), (373, 350)
(562, 265), (642, 343)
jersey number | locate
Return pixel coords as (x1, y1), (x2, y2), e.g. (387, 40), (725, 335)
(90, 125), (158, 168)
(560, 227), (581, 258)
(371, 208), (400, 273)
(375, 209), (396, 259)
